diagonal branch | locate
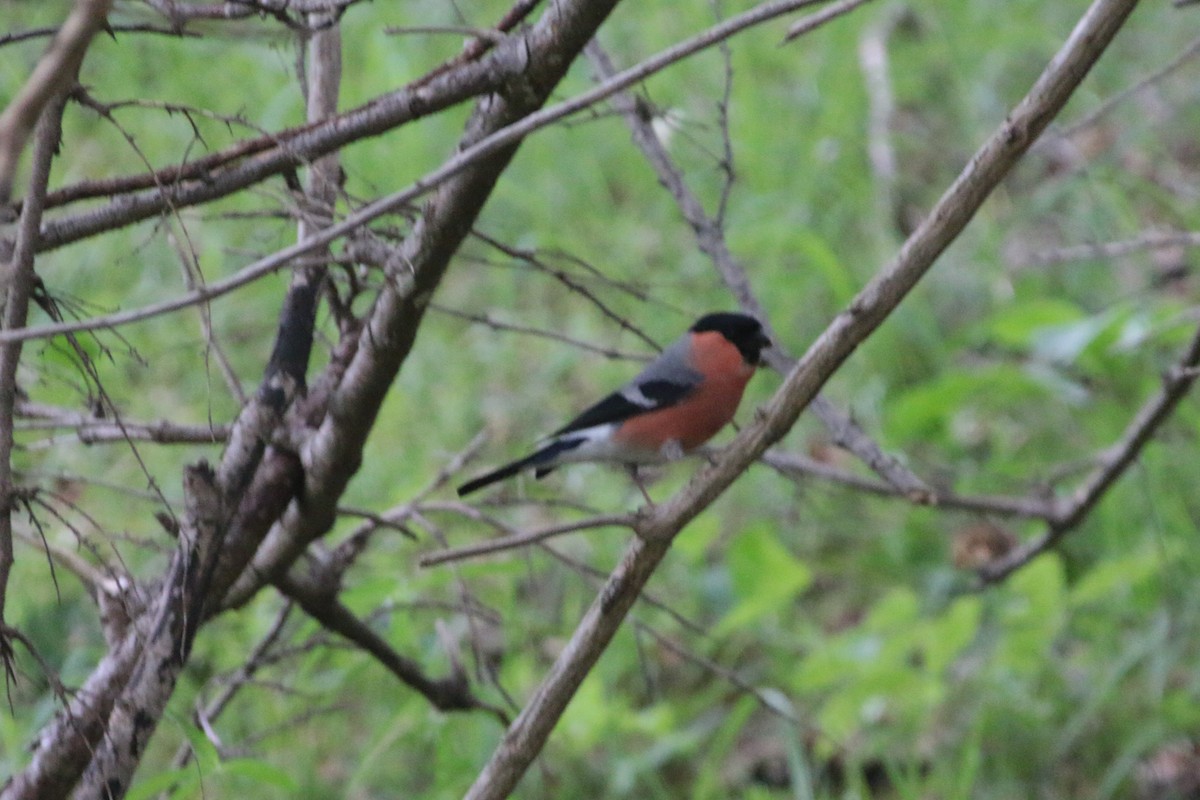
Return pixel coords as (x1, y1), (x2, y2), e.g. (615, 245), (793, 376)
(274, 569), (508, 721)
(465, 0), (1140, 795)
(978, 322), (1200, 583)
(0, 0), (111, 205)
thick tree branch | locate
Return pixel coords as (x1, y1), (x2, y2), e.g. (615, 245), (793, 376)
(29, 32), (529, 250)
(465, 1), (1139, 795)
(73, 463), (225, 797)
(0, 631), (142, 800)
(219, 0), (635, 610)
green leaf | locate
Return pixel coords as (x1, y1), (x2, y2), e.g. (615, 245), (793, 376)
(921, 595), (982, 674)
(982, 298), (1085, 349)
(1070, 542), (1178, 608)
(887, 364), (1049, 443)
(221, 758), (300, 791)
(994, 555), (1066, 673)
(862, 587), (920, 633)
(1030, 310), (1116, 364)
(716, 523), (812, 635)
(125, 768), (194, 800)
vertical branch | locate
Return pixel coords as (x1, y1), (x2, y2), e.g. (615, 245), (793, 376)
(0, 95), (66, 685)
(858, 6), (903, 246)
(270, 12), (342, 391)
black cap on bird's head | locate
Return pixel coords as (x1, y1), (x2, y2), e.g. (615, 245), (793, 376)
(691, 312), (772, 366)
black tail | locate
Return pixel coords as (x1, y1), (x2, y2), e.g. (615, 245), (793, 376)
(456, 437), (584, 497)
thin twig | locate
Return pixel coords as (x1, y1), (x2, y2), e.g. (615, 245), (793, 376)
(431, 303), (651, 362)
(168, 602), (295, 774)
(385, 25), (508, 43)
(1057, 33), (1200, 138)
(634, 621), (807, 727)
(978, 322), (1200, 583)
(1021, 229), (1200, 268)
(761, 451), (1057, 519)
(326, 430), (488, 570)
(419, 512), (633, 567)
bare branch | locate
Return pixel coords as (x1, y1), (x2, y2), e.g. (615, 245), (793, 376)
(1057, 33), (1200, 138)
(418, 511), (633, 567)
(783, 0), (867, 40)
(431, 303), (652, 362)
(0, 92), (68, 699)
(0, 23), (198, 48)
(761, 451), (1058, 519)
(385, 25), (509, 43)
(633, 621), (807, 727)
(168, 601), (295, 773)
(979, 322), (1200, 583)
(858, 6), (912, 244)
(0, 0), (112, 205)
(274, 568), (508, 720)
(15, 405), (229, 448)
(167, 225), (248, 404)
(4, 0), (844, 348)
(1021, 229), (1200, 268)
(327, 430), (488, 570)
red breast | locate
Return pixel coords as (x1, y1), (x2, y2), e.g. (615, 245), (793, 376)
(612, 331), (754, 455)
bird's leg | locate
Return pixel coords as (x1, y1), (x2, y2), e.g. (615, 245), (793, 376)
(627, 464), (655, 507)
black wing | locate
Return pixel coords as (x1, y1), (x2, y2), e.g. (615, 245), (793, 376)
(551, 379), (695, 437)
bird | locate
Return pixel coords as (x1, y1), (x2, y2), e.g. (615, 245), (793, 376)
(457, 312), (772, 497)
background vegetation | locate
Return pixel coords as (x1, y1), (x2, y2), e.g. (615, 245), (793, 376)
(2, 0), (1199, 797)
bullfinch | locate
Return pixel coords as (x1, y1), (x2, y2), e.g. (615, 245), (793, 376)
(457, 312), (771, 497)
